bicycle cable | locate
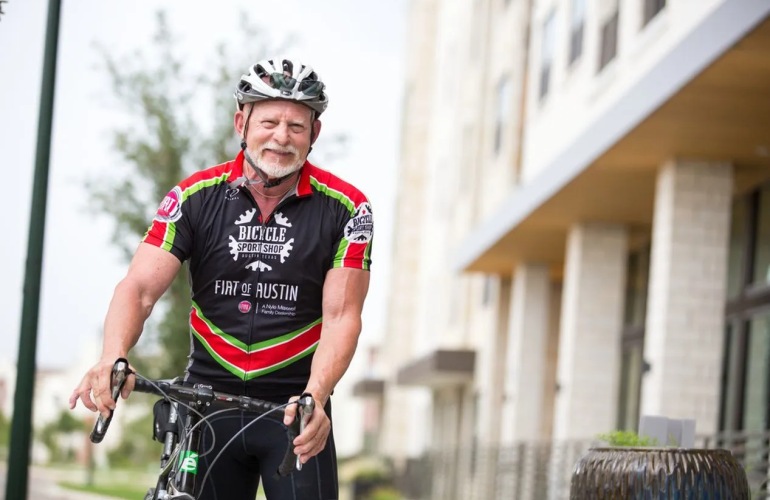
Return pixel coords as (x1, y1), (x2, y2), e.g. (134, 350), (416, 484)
(134, 373), (300, 495)
(134, 374), (234, 469)
(198, 400), (299, 494)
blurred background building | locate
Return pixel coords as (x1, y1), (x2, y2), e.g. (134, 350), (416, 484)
(354, 0), (770, 498)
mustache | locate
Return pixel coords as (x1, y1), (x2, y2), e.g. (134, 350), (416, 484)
(259, 142), (299, 156)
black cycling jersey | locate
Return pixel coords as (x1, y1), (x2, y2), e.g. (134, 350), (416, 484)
(143, 151), (373, 398)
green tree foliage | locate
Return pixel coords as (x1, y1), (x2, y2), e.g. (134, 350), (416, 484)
(0, 409), (10, 455)
(38, 410), (87, 463)
(87, 12), (291, 378)
(106, 402), (158, 468)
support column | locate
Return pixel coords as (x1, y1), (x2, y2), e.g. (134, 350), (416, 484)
(502, 263), (551, 444)
(641, 160), (733, 432)
(553, 223), (628, 439)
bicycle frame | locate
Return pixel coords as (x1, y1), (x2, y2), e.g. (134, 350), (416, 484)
(90, 359), (313, 500)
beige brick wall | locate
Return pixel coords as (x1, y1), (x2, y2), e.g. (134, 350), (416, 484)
(641, 159), (733, 433)
(554, 223), (628, 439)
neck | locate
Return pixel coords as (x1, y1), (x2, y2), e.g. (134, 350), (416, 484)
(249, 173), (299, 200)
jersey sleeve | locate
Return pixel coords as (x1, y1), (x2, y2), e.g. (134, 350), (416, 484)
(142, 183), (196, 262)
(331, 199), (374, 270)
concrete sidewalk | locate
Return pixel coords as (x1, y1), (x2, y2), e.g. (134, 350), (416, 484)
(1, 464), (129, 500)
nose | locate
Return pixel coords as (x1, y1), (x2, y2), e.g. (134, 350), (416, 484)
(272, 123), (290, 145)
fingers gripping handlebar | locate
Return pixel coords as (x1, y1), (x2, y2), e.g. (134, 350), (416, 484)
(295, 393), (315, 471)
(89, 358), (130, 444)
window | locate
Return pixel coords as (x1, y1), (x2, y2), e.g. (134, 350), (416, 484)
(494, 76), (512, 154)
(539, 11), (556, 99)
(752, 184), (770, 287)
(569, 0), (586, 65)
(598, 5), (619, 71)
(642, 0), (666, 27)
(721, 181), (770, 434)
(617, 244), (650, 431)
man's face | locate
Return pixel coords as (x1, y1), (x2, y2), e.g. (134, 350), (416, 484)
(236, 100), (319, 179)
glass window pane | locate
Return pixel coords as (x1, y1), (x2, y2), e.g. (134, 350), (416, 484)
(624, 246), (650, 327)
(571, 0), (586, 26)
(617, 344), (643, 431)
(744, 312), (770, 432)
(752, 184), (770, 287)
(495, 76), (511, 154)
(727, 199), (747, 298)
(721, 322), (742, 431)
(539, 11), (556, 99)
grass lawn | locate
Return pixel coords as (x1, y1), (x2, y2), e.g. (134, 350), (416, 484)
(60, 481), (149, 499)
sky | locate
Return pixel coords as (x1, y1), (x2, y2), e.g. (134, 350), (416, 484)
(0, 0), (407, 451)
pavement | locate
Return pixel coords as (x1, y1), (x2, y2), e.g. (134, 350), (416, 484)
(1, 465), (116, 500)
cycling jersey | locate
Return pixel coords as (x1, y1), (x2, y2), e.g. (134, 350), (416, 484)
(143, 151), (373, 398)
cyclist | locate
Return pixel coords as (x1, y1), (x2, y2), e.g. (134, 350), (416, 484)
(69, 57), (373, 499)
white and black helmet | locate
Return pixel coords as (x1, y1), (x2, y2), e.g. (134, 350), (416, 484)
(234, 58), (328, 116)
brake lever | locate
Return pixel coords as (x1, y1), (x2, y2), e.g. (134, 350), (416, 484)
(89, 358), (130, 443)
(295, 394), (315, 471)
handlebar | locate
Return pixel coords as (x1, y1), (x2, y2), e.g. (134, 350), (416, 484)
(89, 358), (129, 443)
(89, 359), (310, 477)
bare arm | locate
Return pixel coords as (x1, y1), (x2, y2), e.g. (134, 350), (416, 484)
(284, 267), (370, 462)
(69, 243), (181, 416)
(307, 267), (370, 405)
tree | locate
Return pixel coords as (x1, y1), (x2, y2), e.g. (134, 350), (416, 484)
(0, 409), (9, 454)
(87, 12), (293, 378)
(38, 410), (84, 463)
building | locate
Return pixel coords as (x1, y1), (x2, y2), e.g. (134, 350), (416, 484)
(354, 0), (770, 498)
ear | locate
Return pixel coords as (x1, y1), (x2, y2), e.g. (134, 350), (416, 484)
(310, 120), (322, 145)
(234, 107), (246, 136)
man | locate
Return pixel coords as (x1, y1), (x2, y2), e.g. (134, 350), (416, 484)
(70, 58), (373, 499)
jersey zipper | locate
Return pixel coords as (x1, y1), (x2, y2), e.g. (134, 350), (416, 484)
(241, 187), (297, 392)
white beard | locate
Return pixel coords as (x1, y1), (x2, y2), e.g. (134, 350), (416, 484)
(249, 142), (304, 179)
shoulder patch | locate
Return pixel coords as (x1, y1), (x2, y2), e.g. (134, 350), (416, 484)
(344, 202), (373, 243)
(155, 186), (183, 223)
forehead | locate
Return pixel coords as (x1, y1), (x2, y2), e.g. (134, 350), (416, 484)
(249, 100), (313, 122)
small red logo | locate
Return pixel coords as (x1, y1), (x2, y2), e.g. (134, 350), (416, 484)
(238, 301), (251, 313)
(155, 186), (183, 222)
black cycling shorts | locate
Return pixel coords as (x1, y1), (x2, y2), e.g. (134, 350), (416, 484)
(192, 400), (338, 500)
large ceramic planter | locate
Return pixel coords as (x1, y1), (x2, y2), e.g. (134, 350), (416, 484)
(570, 447), (750, 499)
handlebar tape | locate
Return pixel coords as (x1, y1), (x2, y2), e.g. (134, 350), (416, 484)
(89, 358), (130, 443)
(276, 416), (301, 477)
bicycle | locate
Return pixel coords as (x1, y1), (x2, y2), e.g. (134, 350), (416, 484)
(89, 358), (315, 500)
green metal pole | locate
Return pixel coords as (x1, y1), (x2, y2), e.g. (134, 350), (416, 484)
(5, 0), (62, 498)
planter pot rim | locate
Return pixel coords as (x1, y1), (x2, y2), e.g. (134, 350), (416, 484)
(588, 447), (733, 454)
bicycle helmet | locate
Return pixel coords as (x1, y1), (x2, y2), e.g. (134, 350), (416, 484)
(234, 58), (328, 116)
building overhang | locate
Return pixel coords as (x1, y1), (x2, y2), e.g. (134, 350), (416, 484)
(352, 378), (385, 398)
(396, 349), (476, 388)
(455, 1), (770, 275)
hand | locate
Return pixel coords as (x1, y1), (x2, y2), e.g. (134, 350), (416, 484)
(68, 358), (135, 419)
(283, 395), (330, 464)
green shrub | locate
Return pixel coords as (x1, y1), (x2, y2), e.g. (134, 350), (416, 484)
(366, 486), (402, 500)
(596, 430), (659, 447)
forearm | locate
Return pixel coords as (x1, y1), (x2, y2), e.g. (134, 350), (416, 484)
(99, 278), (156, 360)
(304, 315), (361, 405)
